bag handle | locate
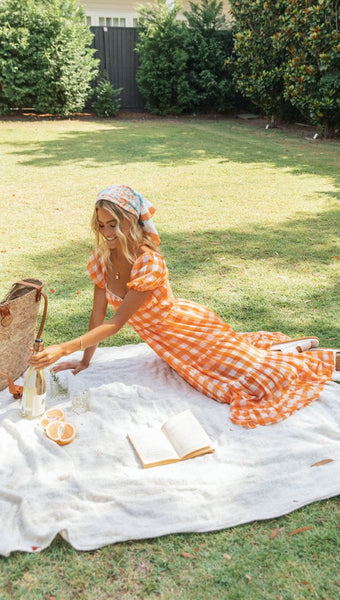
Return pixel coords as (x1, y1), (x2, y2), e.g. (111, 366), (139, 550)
(0, 372), (23, 399)
(15, 280), (48, 338)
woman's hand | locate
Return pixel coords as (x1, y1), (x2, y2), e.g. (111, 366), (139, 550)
(51, 360), (89, 376)
(30, 343), (89, 375)
(29, 344), (65, 370)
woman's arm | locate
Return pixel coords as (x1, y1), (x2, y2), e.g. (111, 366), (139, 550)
(81, 284), (108, 367)
(52, 284), (108, 374)
(30, 287), (152, 370)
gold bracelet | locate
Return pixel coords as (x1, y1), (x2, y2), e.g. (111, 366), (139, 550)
(79, 336), (84, 351)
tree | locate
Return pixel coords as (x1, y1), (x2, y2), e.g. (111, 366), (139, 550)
(282, 0), (340, 135)
(229, 0), (295, 126)
(185, 0), (228, 31)
(0, 0), (98, 116)
(136, 0), (193, 115)
(184, 0), (236, 113)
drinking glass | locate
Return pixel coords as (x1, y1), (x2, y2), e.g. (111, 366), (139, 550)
(71, 389), (90, 414)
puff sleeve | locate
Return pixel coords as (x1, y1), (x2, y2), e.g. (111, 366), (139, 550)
(86, 248), (106, 289)
(127, 251), (168, 292)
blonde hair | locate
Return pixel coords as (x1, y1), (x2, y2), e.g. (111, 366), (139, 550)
(91, 199), (159, 266)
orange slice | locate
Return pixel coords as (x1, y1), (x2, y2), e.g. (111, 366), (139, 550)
(46, 420), (76, 446)
(40, 408), (65, 431)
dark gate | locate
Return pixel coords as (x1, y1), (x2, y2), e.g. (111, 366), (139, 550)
(91, 26), (145, 110)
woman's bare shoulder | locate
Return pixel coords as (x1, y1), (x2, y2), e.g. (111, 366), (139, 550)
(137, 245), (162, 258)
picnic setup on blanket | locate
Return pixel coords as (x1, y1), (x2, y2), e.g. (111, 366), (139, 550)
(1, 343), (339, 556)
(1, 190), (339, 556)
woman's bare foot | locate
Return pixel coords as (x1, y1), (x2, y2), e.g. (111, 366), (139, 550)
(271, 337), (319, 353)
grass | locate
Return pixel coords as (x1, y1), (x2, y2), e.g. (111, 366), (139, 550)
(0, 116), (339, 599)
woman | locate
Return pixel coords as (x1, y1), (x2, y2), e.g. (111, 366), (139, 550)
(30, 184), (339, 428)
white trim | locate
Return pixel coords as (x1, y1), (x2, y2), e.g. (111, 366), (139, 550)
(80, 1), (232, 27)
(84, 12), (138, 27)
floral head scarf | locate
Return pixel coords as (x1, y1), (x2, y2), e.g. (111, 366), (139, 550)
(96, 184), (160, 246)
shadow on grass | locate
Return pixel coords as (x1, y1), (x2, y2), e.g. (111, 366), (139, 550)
(20, 207), (339, 346)
(7, 120), (340, 181)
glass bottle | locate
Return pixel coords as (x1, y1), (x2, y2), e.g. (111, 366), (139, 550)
(21, 338), (46, 419)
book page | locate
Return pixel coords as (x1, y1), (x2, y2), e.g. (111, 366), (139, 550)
(161, 409), (213, 459)
(128, 428), (179, 467)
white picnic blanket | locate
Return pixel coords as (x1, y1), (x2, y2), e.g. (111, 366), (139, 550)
(1, 343), (339, 556)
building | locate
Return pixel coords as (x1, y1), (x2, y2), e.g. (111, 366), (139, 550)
(78, 1), (231, 28)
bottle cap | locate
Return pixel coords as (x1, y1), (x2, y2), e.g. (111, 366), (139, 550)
(33, 338), (44, 352)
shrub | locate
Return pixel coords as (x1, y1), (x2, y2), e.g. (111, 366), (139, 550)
(92, 75), (122, 117)
(0, 0), (99, 116)
(136, 0), (193, 115)
(184, 0), (237, 113)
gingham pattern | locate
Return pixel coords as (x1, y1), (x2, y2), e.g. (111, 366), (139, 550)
(96, 184), (160, 245)
(87, 249), (334, 428)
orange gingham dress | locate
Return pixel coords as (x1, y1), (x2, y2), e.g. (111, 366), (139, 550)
(87, 248), (334, 428)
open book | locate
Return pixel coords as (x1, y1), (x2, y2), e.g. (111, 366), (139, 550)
(127, 409), (214, 468)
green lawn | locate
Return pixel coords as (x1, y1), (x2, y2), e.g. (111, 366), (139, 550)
(0, 117), (339, 599)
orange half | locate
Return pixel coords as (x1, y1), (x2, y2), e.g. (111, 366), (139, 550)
(40, 408), (65, 431)
(46, 420), (76, 446)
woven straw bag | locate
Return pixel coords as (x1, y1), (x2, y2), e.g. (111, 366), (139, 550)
(0, 279), (48, 392)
